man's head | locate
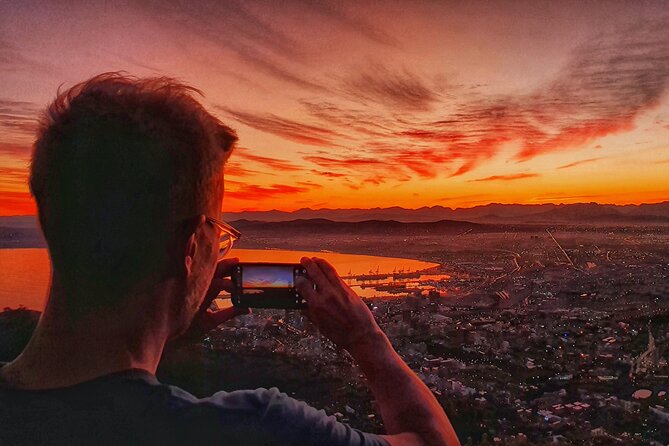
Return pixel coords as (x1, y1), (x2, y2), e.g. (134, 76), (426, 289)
(30, 72), (236, 329)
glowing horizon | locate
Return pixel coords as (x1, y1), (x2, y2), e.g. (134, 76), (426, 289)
(1, 1), (669, 215)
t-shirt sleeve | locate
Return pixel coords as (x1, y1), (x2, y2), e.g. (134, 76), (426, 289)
(200, 387), (390, 446)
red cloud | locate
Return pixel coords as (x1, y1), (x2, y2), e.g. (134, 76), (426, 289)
(299, 20), (669, 177)
(224, 181), (311, 201)
(305, 147), (471, 180)
(0, 191), (35, 215)
(516, 119), (634, 161)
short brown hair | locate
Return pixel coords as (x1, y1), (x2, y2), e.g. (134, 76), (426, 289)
(30, 72), (236, 313)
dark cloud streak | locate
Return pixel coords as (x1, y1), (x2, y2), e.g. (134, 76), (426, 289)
(0, 99), (40, 143)
(304, 1), (398, 47)
(233, 146), (305, 171)
(139, 0), (327, 92)
(469, 173), (540, 182)
(216, 105), (341, 147)
(557, 158), (602, 169)
(341, 64), (439, 111)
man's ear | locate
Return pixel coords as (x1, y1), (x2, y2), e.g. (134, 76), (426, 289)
(184, 214), (207, 277)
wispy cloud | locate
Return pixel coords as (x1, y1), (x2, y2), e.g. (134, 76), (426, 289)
(224, 161), (265, 178)
(216, 106), (341, 146)
(0, 142), (32, 158)
(0, 99), (39, 142)
(304, 155), (385, 169)
(310, 169), (346, 179)
(341, 64), (439, 111)
(296, 180), (323, 189)
(233, 146), (304, 171)
(557, 158), (602, 169)
(139, 0), (327, 91)
(469, 173), (540, 182)
(515, 20), (669, 159)
(299, 19), (669, 178)
(0, 40), (52, 73)
(362, 175), (386, 185)
(224, 179), (311, 201)
(304, 1), (398, 47)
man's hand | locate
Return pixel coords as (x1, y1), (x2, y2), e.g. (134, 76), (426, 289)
(297, 256), (461, 445)
(295, 257), (383, 351)
(179, 257), (250, 342)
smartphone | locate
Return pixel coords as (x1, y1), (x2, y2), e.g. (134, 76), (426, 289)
(231, 262), (308, 309)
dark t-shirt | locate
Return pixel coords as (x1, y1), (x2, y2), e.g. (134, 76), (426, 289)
(0, 366), (388, 446)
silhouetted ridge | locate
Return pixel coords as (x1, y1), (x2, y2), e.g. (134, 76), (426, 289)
(230, 218), (483, 235)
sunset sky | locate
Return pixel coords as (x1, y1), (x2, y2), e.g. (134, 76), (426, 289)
(1, 0), (668, 214)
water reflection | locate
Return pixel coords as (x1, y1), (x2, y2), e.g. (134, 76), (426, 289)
(0, 248), (442, 310)
(346, 273), (451, 299)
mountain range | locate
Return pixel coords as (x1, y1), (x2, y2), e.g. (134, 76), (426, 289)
(1, 202), (668, 231)
(222, 202), (669, 224)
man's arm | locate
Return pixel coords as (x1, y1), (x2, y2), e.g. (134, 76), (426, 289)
(296, 257), (461, 446)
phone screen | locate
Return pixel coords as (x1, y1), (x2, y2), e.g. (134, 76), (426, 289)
(242, 265), (294, 288)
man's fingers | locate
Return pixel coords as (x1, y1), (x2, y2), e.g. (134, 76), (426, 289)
(295, 276), (317, 302)
(201, 277), (231, 310)
(219, 278), (233, 292)
(312, 257), (343, 288)
(300, 308), (319, 329)
(300, 257), (331, 292)
(209, 277), (232, 292)
(215, 257), (239, 278)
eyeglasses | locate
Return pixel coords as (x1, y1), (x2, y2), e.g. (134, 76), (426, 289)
(205, 216), (241, 260)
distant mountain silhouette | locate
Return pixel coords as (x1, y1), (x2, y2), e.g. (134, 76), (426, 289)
(1, 203), (667, 241)
(223, 202), (669, 224)
(230, 218), (485, 235)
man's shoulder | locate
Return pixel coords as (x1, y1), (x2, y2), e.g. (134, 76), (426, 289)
(1, 369), (388, 446)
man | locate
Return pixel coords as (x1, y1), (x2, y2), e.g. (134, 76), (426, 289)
(0, 73), (460, 446)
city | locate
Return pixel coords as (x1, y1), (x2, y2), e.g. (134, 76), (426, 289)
(164, 221), (669, 445)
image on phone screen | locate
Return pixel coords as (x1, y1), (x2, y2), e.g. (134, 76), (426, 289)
(242, 266), (294, 288)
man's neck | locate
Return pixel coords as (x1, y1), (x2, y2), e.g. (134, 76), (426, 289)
(0, 287), (173, 390)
